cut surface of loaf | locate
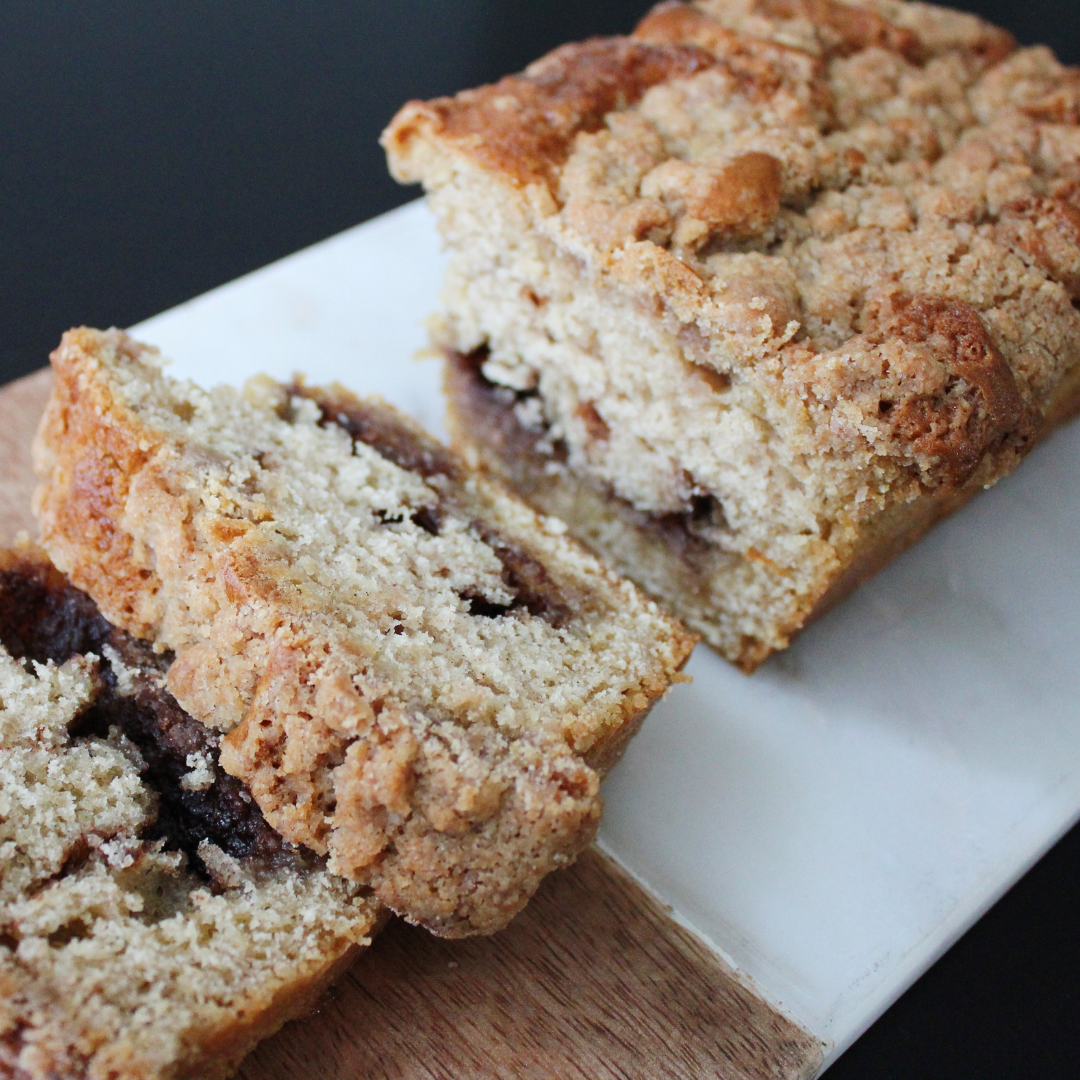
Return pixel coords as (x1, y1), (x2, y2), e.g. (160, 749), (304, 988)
(33, 329), (696, 937)
(384, 0), (1080, 670)
(0, 545), (378, 1080)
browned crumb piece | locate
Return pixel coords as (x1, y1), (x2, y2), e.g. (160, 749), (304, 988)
(385, 0), (1080, 670)
(0, 545), (378, 1080)
(32, 329), (696, 937)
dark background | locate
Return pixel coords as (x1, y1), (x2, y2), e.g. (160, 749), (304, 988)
(2, 2), (1079, 1075)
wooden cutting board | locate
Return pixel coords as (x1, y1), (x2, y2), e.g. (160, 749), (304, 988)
(0, 367), (822, 1080)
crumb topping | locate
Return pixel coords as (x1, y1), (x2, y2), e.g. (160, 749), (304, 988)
(386, 0), (1080, 489)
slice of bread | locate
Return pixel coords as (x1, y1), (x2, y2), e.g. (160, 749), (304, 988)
(384, 0), (1080, 670)
(0, 544), (379, 1080)
(33, 328), (696, 937)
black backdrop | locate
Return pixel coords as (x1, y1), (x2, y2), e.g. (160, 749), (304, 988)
(3, 3), (1080, 1076)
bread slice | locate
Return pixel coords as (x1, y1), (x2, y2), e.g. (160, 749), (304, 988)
(33, 328), (696, 937)
(384, 0), (1080, 670)
(0, 544), (379, 1080)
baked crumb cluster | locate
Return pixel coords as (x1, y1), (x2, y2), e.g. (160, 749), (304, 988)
(34, 329), (695, 937)
(385, 0), (1080, 667)
(0, 549), (376, 1080)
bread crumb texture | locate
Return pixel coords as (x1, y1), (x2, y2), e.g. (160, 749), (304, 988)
(33, 330), (695, 936)
(0, 547), (376, 1080)
(384, 0), (1080, 668)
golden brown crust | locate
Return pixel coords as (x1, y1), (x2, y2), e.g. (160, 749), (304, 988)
(705, 0), (1015, 66)
(865, 292), (1034, 485)
(644, 150), (784, 246)
(383, 37), (715, 190)
(634, 2), (833, 119)
(779, 291), (1037, 490)
(635, 1), (745, 50)
(31, 329), (166, 639)
(755, 0), (922, 62)
(387, 0), (1018, 191)
(994, 195), (1080, 299)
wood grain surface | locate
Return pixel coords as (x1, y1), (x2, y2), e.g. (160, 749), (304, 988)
(240, 847), (824, 1080)
(0, 367), (824, 1080)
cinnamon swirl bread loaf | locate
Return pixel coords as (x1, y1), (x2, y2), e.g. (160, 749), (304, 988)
(33, 329), (695, 937)
(384, 0), (1080, 669)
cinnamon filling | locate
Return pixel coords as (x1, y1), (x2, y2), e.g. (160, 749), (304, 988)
(292, 378), (572, 626)
(465, 521), (572, 627)
(291, 382), (461, 482)
(0, 558), (296, 878)
(447, 349), (727, 560)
